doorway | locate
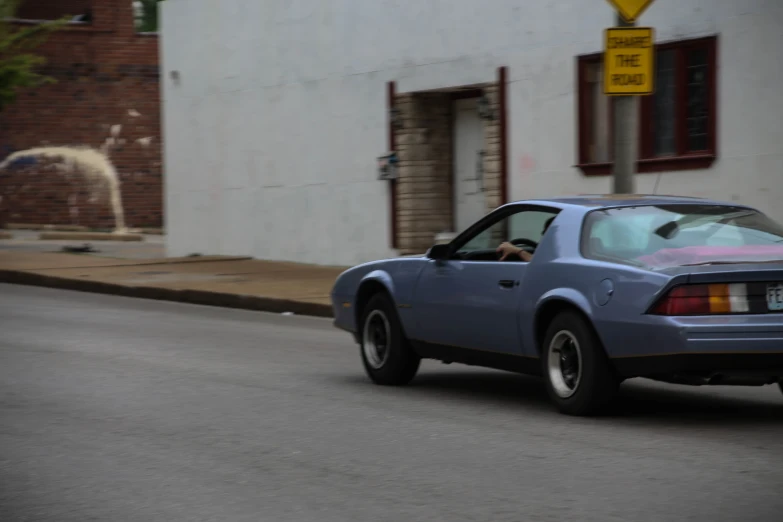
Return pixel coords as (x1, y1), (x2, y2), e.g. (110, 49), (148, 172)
(452, 97), (487, 234)
(391, 77), (504, 255)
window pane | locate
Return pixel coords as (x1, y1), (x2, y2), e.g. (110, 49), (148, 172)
(458, 210), (558, 254)
(508, 211), (558, 243)
(461, 227), (495, 252)
(653, 50), (676, 156)
(586, 62), (610, 163)
(686, 48), (710, 152)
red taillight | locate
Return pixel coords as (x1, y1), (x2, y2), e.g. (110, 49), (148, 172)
(650, 283), (749, 316)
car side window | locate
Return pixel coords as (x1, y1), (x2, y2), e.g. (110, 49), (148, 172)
(456, 208), (559, 257)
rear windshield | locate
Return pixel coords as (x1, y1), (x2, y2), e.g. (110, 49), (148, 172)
(581, 204), (783, 269)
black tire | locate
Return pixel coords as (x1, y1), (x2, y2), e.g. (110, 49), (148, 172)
(541, 310), (619, 416)
(778, 382), (783, 396)
(359, 293), (420, 385)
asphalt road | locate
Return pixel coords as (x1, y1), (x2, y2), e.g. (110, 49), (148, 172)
(2, 284), (782, 522)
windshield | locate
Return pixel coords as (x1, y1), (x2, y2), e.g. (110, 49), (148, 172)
(581, 204), (783, 269)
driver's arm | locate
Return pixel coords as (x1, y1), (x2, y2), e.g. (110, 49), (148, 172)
(497, 242), (533, 262)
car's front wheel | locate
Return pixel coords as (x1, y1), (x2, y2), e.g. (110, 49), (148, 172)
(359, 293), (420, 385)
(542, 310), (619, 416)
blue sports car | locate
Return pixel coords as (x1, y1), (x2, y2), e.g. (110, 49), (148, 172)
(330, 195), (783, 415)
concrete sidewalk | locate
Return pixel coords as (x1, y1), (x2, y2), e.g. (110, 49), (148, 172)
(0, 250), (347, 317)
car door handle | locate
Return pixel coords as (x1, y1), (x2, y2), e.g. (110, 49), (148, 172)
(498, 279), (517, 288)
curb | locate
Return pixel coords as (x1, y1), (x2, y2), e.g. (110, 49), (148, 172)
(19, 256), (254, 272)
(4, 223), (89, 232)
(38, 232), (144, 242)
(0, 270), (334, 318)
(3, 224), (164, 234)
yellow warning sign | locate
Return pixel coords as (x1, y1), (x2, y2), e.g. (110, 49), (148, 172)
(606, 0), (655, 23)
(603, 27), (655, 96)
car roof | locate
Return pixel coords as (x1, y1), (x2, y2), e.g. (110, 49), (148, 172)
(508, 194), (751, 210)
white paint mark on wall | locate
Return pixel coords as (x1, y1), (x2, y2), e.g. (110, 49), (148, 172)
(110, 125), (122, 137)
(0, 147), (127, 233)
(128, 109), (141, 118)
(136, 136), (154, 147)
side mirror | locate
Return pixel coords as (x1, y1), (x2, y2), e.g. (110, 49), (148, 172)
(426, 243), (451, 261)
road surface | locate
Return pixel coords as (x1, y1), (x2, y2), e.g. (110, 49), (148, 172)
(1, 284), (782, 521)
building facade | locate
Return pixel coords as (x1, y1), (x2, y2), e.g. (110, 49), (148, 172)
(161, 0), (782, 266)
(0, 0), (162, 229)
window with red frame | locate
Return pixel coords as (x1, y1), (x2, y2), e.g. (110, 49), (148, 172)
(577, 36), (717, 175)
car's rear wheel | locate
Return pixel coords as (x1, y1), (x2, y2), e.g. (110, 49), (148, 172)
(542, 310), (619, 416)
(360, 293), (420, 385)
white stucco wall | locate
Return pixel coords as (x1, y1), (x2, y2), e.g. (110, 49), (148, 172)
(161, 0), (783, 266)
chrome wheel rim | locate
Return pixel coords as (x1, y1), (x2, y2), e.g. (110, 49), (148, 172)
(547, 330), (582, 399)
(362, 310), (391, 369)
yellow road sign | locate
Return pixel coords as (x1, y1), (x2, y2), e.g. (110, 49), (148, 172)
(603, 27), (655, 96)
(606, 0), (655, 23)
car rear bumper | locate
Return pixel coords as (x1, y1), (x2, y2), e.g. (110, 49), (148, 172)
(612, 352), (783, 379)
(605, 315), (783, 379)
(673, 315), (783, 354)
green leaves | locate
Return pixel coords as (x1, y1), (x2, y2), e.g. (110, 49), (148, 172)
(0, 0), (67, 111)
(137, 0), (163, 33)
(0, 53), (50, 109)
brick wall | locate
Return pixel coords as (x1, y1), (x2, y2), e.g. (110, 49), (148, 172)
(395, 92), (455, 254)
(0, 0), (162, 229)
(480, 85), (503, 212)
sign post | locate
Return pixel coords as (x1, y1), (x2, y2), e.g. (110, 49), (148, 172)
(604, 0), (656, 194)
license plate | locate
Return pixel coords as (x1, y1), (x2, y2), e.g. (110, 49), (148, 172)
(766, 283), (783, 311)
